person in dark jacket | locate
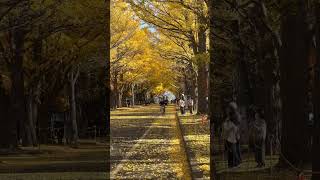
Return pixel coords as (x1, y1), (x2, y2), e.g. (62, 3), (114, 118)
(159, 97), (166, 114)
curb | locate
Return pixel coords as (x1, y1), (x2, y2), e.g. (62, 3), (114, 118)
(175, 112), (194, 180)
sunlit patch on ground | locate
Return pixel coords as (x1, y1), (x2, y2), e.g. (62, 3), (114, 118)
(0, 172), (107, 180)
(179, 113), (210, 179)
(110, 104), (188, 179)
(111, 115), (163, 120)
(131, 138), (179, 144)
(184, 135), (210, 142)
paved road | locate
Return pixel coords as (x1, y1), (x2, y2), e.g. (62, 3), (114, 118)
(110, 104), (189, 179)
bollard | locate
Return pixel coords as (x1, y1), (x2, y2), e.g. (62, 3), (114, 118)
(38, 127), (41, 151)
(94, 126), (97, 144)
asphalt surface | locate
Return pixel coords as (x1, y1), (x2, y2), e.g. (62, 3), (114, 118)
(110, 104), (188, 179)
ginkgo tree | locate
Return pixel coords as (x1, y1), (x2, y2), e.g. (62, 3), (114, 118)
(111, 1), (181, 107)
(0, 0), (106, 148)
(128, 0), (209, 113)
(111, 28), (179, 106)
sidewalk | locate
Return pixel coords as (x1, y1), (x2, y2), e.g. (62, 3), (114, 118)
(177, 111), (210, 179)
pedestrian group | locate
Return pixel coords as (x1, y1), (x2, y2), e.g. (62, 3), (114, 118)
(177, 93), (266, 169)
(222, 102), (266, 168)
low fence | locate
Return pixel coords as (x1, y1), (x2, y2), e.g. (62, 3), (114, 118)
(37, 126), (107, 145)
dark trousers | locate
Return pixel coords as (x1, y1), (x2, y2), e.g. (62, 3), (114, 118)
(160, 106), (165, 113)
(225, 141), (239, 168)
(188, 106), (193, 114)
(180, 107), (185, 114)
(255, 140), (265, 165)
(236, 141), (242, 163)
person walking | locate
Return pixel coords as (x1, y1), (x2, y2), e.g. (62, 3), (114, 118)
(222, 106), (239, 168)
(164, 97), (169, 105)
(126, 99), (130, 107)
(159, 98), (166, 115)
(228, 102), (242, 165)
(187, 97), (194, 114)
(179, 98), (186, 115)
(253, 108), (267, 167)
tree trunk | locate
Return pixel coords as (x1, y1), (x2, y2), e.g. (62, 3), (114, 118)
(38, 103), (50, 144)
(106, 0), (111, 177)
(32, 83), (41, 145)
(234, 49), (252, 144)
(208, 0), (217, 178)
(231, 20), (254, 144)
(197, 26), (208, 114)
(236, 53), (253, 107)
(0, 79), (15, 149)
(191, 73), (197, 111)
(119, 87), (123, 108)
(110, 89), (116, 109)
(312, 3), (320, 179)
(183, 68), (188, 94)
(263, 56), (275, 155)
(63, 111), (72, 145)
(251, 2), (280, 154)
(27, 95), (37, 146)
(255, 31), (276, 155)
(69, 68), (79, 147)
(10, 28), (28, 146)
(114, 72), (120, 108)
(32, 100), (38, 143)
(131, 83), (135, 106)
(279, 3), (310, 167)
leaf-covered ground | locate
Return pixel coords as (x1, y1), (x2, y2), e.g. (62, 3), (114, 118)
(0, 139), (108, 179)
(111, 104), (190, 179)
(0, 172), (107, 180)
(213, 132), (311, 179)
(178, 112), (210, 179)
(177, 112), (310, 180)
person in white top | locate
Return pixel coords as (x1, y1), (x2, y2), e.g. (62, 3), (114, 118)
(179, 98), (186, 115)
(187, 97), (194, 114)
(222, 106), (239, 168)
(223, 117), (238, 143)
(228, 102), (242, 165)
